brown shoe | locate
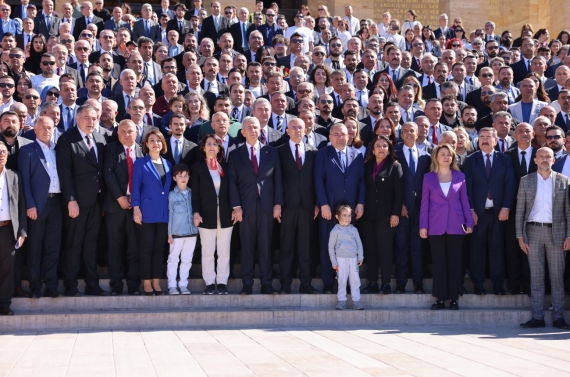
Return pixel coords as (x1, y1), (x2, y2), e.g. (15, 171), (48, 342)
(14, 287), (29, 297)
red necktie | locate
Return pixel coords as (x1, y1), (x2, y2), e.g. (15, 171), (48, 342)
(295, 143), (302, 170)
(260, 129), (267, 145)
(417, 58), (422, 72)
(126, 147), (133, 193)
(251, 146), (258, 174)
(146, 113), (153, 126)
(432, 126), (438, 145)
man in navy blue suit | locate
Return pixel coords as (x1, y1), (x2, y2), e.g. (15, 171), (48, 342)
(228, 115), (283, 295)
(392, 122), (431, 294)
(464, 127), (516, 295)
(314, 123), (365, 294)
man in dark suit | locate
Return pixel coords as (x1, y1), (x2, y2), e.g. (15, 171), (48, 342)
(102, 119), (143, 296)
(162, 113), (197, 171)
(373, 45), (418, 90)
(199, 1), (230, 44)
(17, 116), (62, 299)
(299, 110), (328, 149)
(422, 62), (449, 100)
(130, 4), (158, 42)
(229, 8), (251, 53)
(109, 69), (139, 122)
(33, 0), (61, 39)
(240, 97), (282, 147)
(201, 56), (229, 96)
(11, 0), (29, 21)
(210, 111), (239, 160)
(72, 1), (104, 40)
(277, 118), (319, 294)
(464, 127), (516, 295)
(511, 37), (535, 85)
(109, 99), (157, 144)
(88, 31), (125, 70)
(229, 82), (252, 123)
(393, 122), (431, 294)
(55, 103), (107, 297)
(433, 14), (454, 39)
(184, 0), (205, 20)
(314, 123), (365, 293)
(166, 3), (193, 45)
(504, 123), (536, 295)
(267, 92), (296, 134)
(0, 138), (27, 316)
(103, 6), (128, 33)
(228, 116), (283, 295)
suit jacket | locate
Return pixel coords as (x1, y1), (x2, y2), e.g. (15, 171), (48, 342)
(130, 155), (172, 223)
(34, 14), (61, 39)
(374, 67), (419, 89)
(227, 142), (283, 215)
(314, 145), (365, 210)
(276, 54), (297, 70)
(548, 85), (562, 103)
(102, 141), (144, 213)
(516, 171), (570, 246)
(422, 82), (441, 100)
(0, 168), (26, 240)
(75, 95), (108, 106)
(267, 113), (296, 133)
(464, 150), (516, 218)
(22, 128), (62, 144)
(103, 19), (128, 33)
(465, 87), (482, 108)
(258, 23), (283, 47)
(395, 146), (431, 214)
(108, 124), (156, 145)
(508, 100), (548, 125)
(230, 21), (252, 53)
(494, 135), (516, 152)
(259, 94), (295, 111)
(433, 27), (454, 40)
(73, 15), (104, 40)
(511, 58), (532, 85)
(363, 159), (404, 221)
(555, 112), (570, 133)
(184, 7), (205, 21)
(190, 160), (233, 229)
(457, 83), (477, 102)
(475, 111), (521, 132)
(199, 15), (230, 44)
(131, 18), (159, 41)
(162, 136), (198, 168)
(89, 50), (125, 70)
(277, 141), (317, 210)
(0, 19), (22, 39)
(109, 92), (138, 122)
(166, 19), (193, 44)
(231, 105), (252, 123)
(55, 127), (106, 207)
(506, 146), (537, 195)
(419, 170), (474, 235)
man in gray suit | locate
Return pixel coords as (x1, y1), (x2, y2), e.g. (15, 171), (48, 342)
(516, 147), (570, 329)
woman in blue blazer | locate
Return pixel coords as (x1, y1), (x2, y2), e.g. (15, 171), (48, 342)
(132, 129), (172, 295)
(419, 144), (474, 311)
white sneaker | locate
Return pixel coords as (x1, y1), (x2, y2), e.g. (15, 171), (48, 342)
(168, 287), (180, 295)
(335, 301), (347, 310)
(179, 287), (191, 295)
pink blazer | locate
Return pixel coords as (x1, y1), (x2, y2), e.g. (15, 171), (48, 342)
(419, 170), (474, 236)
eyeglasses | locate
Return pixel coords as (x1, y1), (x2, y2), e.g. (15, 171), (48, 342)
(47, 91), (60, 97)
(320, 99), (333, 104)
(297, 89), (312, 94)
(266, 13), (275, 17)
(487, 46), (499, 50)
(80, 33), (93, 38)
(313, 51), (325, 56)
(42, 61), (56, 66)
(100, 35), (113, 39)
(318, 8), (324, 11)
(451, 43), (461, 47)
(61, 39), (73, 44)
(76, 47), (89, 52)
(25, 95), (39, 100)
(412, 43), (423, 47)
(291, 39), (303, 43)
(263, 62), (275, 66)
(0, 83), (14, 88)
(224, 11), (232, 14)
(295, 15), (304, 19)
(254, 17), (262, 20)
(8, 54), (22, 59)
(205, 142), (219, 147)
(546, 134), (562, 140)
(0, 9), (10, 12)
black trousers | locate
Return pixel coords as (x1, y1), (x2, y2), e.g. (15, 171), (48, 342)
(106, 208), (140, 291)
(63, 201), (101, 291)
(279, 206), (312, 287)
(240, 198), (273, 286)
(0, 225), (15, 308)
(470, 211), (505, 287)
(361, 217), (396, 284)
(429, 234), (464, 301)
(137, 222), (167, 279)
(505, 207), (530, 292)
(27, 195), (63, 292)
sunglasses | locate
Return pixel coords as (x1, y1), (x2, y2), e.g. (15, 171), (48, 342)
(61, 39), (73, 44)
(8, 54), (22, 59)
(546, 135), (562, 140)
(47, 91), (60, 97)
(473, 42), (482, 46)
(330, 43), (342, 48)
(254, 17), (262, 20)
(263, 62), (276, 66)
(481, 73), (493, 78)
(487, 46), (499, 50)
(42, 61), (56, 66)
(0, 83), (14, 88)
(25, 95), (39, 100)
(291, 39), (303, 43)
(224, 11), (232, 14)
(412, 43), (423, 47)
(80, 33), (93, 38)
(295, 15), (304, 19)
(0, 9), (9, 12)
(451, 43), (461, 47)
(318, 8), (324, 10)
(313, 51), (325, 56)
(76, 47), (89, 52)
(320, 99), (333, 104)
(266, 13), (275, 17)
(297, 89), (312, 94)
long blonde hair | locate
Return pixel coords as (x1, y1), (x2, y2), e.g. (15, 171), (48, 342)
(430, 143), (460, 172)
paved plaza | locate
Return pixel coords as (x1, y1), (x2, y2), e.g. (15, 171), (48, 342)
(1, 325), (570, 376)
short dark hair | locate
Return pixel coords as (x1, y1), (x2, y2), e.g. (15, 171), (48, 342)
(0, 111), (18, 121)
(172, 163), (190, 177)
(160, 57), (176, 68)
(461, 105), (477, 116)
(142, 129), (167, 155)
(169, 112), (186, 124)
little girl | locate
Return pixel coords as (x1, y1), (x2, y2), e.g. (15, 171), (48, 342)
(328, 204), (364, 310)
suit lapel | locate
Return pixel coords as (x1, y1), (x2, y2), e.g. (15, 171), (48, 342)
(33, 141), (49, 174)
(240, 144), (255, 174)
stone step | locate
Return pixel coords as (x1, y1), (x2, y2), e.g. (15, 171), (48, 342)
(2, 308), (567, 331)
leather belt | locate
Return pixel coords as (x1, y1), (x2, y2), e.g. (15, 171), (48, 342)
(0, 220), (12, 227)
(47, 193), (61, 198)
(527, 222), (552, 228)
(484, 207), (494, 213)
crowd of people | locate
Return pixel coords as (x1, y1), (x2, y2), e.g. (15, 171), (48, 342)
(0, 0), (567, 329)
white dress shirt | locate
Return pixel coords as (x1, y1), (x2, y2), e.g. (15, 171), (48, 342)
(402, 144), (418, 173)
(0, 169), (9, 221)
(518, 146), (532, 172)
(528, 172), (553, 223)
(399, 105), (415, 123)
(289, 139), (305, 164)
(37, 139), (61, 193)
(482, 151), (494, 208)
(203, 78), (219, 95)
(246, 140), (261, 165)
(215, 134), (230, 158)
(271, 113), (288, 133)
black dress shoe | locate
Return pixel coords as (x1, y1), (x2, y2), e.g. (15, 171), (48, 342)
(110, 289), (122, 296)
(414, 283), (425, 294)
(449, 300), (459, 310)
(85, 287), (109, 296)
(43, 288), (60, 298)
(0, 307), (14, 315)
(299, 285), (320, 294)
(361, 281), (379, 294)
(261, 284), (277, 294)
(28, 290), (41, 299)
(279, 285), (291, 294)
(153, 289), (163, 296)
(394, 285), (406, 294)
(520, 318), (546, 328)
(240, 285), (252, 295)
(13, 287), (29, 297)
(493, 285), (505, 295)
(380, 283), (391, 294)
(431, 301), (445, 310)
(322, 285), (334, 294)
(553, 318), (570, 329)
(474, 286), (486, 295)
(143, 290), (154, 296)
(128, 290), (140, 295)
(64, 289), (81, 297)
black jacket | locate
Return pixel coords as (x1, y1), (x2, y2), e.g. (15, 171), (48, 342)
(190, 160), (233, 229)
(362, 159), (404, 221)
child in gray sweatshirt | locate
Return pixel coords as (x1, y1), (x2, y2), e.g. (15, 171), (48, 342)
(328, 204), (364, 310)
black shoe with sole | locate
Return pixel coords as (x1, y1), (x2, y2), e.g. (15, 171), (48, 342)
(203, 284), (216, 295)
(64, 289), (81, 297)
(322, 285), (334, 294)
(279, 285), (291, 294)
(43, 288), (60, 298)
(0, 307), (14, 315)
(394, 285), (406, 294)
(299, 285), (319, 294)
(449, 300), (459, 310)
(261, 284), (277, 294)
(493, 285), (505, 295)
(414, 283), (425, 294)
(28, 290), (41, 299)
(380, 283), (391, 294)
(431, 301), (445, 310)
(553, 318), (570, 329)
(361, 281), (379, 294)
(217, 284), (228, 295)
(474, 286), (486, 295)
(520, 318), (546, 328)
(240, 285), (252, 295)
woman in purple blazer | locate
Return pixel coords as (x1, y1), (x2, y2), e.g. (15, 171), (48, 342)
(419, 144), (474, 311)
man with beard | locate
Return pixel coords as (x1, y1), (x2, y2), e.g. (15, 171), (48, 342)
(316, 94), (341, 132)
(500, 30), (513, 49)
(342, 50), (358, 85)
(76, 72), (106, 106)
(475, 39), (500, 75)
(260, 72), (294, 109)
(461, 106), (479, 145)
(451, 62), (476, 103)
(151, 74), (178, 118)
(475, 84), (496, 118)
(89, 30), (125, 70)
(0, 76), (15, 113)
(0, 108), (32, 172)
(242, 30), (264, 64)
(545, 125), (567, 160)
(23, 88), (41, 129)
(496, 67), (520, 105)
(422, 62), (449, 100)
(215, 33), (239, 59)
(376, 45), (418, 89)
(245, 61), (264, 98)
(332, 83), (369, 120)
(440, 95), (463, 128)
(466, 67), (495, 108)
(324, 37), (345, 70)
(100, 100), (119, 132)
(258, 7), (282, 47)
(201, 56), (229, 96)
(31, 53), (59, 93)
(52, 44), (82, 88)
(8, 47), (33, 79)
(397, 85), (421, 124)
(162, 112), (198, 170)
(359, 94), (384, 145)
(195, 95), (242, 142)
(99, 52), (119, 89)
(476, 91), (521, 131)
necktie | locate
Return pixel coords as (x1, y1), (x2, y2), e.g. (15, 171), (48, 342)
(87, 17), (91, 25)
(145, 20), (150, 37)
(85, 135), (97, 163)
(143, 63), (150, 83)
(566, 113), (570, 131)
(242, 23), (249, 49)
(214, 16), (219, 32)
(332, 60), (340, 70)
(520, 151), (528, 176)
(250, 146), (258, 174)
(409, 147), (416, 176)
(231, 107), (238, 120)
(276, 116), (282, 131)
(526, 59), (530, 72)
(392, 69), (397, 83)
(260, 128), (267, 144)
(57, 67), (61, 76)
(66, 107), (73, 129)
(428, 75), (433, 84)
(431, 125), (438, 144)
(126, 95), (131, 109)
(500, 139), (505, 152)
(68, 55), (73, 65)
(174, 140), (181, 164)
(338, 150), (346, 172)
(27, 34), (31, 44)
(417, 58), (422, 72)
(295, 144), (302, 170)
(146, 113), (153, 126)
(80, 64), (86, 84)
(485, 154), (492, 199)
(126, 147), (133, 193)
(46, 16), (51, 30)
(357, 90), (362, 106)
(469, 77), (474, 85)
(179, 21), (182, 31)
(405, 110), (411, 123)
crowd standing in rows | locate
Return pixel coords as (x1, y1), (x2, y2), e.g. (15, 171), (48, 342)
(0, 0), (568, 329)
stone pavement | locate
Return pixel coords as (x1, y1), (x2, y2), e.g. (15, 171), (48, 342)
(1, 326), (570, 376)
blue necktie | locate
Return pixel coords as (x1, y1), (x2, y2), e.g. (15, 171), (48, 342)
(338, 151), (345, 172)
(145, 20), (150, 37)
(66, 106), (73, 130)
(409, 148), (416, 176)
(174, 140), (181, 164)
